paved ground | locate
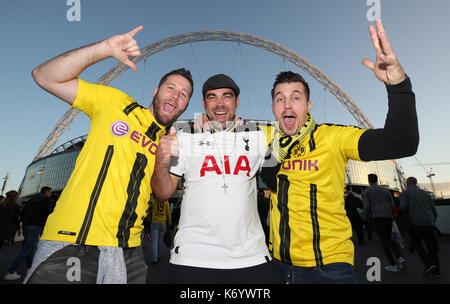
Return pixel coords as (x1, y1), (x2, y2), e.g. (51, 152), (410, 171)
(1, 232), (448, 284)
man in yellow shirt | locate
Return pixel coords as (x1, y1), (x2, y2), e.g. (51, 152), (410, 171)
(25, 26), (193, 284)
(149, 196), (172, 264)
(261, 20), (419, 283)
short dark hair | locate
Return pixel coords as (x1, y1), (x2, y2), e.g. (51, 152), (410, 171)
(406, 176), (418, 185)
(158, 68), (194, 97)
(41, 186), (52, 194)
(271, 71), (310, 101)
(368, 174), (378, 184)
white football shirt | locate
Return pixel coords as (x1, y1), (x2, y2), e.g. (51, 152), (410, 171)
(169, 125), (271, 269)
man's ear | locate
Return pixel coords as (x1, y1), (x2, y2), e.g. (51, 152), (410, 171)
(202, 98), (206, 110)
(235, 96), (240, 108)
(153, 87), (159, 97)
(307, 100), (312, 113)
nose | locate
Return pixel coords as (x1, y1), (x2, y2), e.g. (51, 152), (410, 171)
(215, 96), (226, 107)
(283, 98), (293, 109)
(171, 89), (181, 101)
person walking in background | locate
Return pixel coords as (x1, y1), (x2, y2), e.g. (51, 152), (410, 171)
(0, 191), (20, 251)
(3, 187), (52, 281)
(149, 196), (172, 264)
(363, 174), (405, 272)
(400, 176), (440, 277)
(345, 185), (365, 246)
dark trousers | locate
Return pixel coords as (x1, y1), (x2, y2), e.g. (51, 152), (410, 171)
(167, 261), (284, 284)
(373, 217), (403, 266)
(409, 225), (440, 273)
(8, 225), (42, 273)
(349, 216), (365, 245)
(28, 245), (147, 284)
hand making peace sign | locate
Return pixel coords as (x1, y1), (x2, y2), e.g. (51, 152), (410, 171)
(362, 19), (406, 85)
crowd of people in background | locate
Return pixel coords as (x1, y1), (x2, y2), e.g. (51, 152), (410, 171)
(345, 174), (441, 277)
(0, 187), (59, 280)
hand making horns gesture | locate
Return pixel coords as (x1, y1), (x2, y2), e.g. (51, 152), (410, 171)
(105, 25), (144, 72)
(362, 19), (406, 85)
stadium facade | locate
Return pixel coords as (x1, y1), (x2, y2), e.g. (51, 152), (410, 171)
(19, 120), (404, 200)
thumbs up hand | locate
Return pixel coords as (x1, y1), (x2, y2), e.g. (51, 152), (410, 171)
(155, 126), (179, 168)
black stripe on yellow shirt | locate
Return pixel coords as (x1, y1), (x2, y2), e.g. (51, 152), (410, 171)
(117, 152), (148, 247)
(145, 122), (162, 141)
(77, 145), (114, 244)
(309, 183), (323, 266)
(123, 102), (143, 115)
(277, 174), (292, 265)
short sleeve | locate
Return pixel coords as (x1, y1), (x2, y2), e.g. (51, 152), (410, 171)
(72, 78), (126, 119)
(256, 123), (275, 150)
(337, 126), (367, 161)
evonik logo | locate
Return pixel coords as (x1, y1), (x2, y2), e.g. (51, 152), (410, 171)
(111, 120), (130, 137)
(110, 120), (158, 155)
(281, 159), (319, 171)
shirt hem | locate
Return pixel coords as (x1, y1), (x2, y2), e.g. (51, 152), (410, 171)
(170, 255), (271, 269)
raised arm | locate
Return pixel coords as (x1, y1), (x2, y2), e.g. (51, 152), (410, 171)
(362, 19), (406, 85)
(31, 26), (143, 105)
(151, 127), (180, 201)
(359, 19), (419, 160)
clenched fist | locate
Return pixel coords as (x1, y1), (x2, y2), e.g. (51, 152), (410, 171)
(155, 126), (179, 169)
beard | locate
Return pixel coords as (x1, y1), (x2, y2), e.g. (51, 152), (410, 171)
(151, 93), (186, 127)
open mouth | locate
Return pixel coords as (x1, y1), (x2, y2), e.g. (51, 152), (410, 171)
(214, 110), (227, 121)
(163, 102), (176, 114)
(282, 114), (297, 129)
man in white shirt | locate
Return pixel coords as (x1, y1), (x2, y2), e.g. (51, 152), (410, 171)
(151, 74), (282, 283)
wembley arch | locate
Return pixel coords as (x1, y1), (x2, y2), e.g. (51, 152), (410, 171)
(31, 30), (407, 188)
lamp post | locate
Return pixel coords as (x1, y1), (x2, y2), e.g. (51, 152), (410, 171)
(1, 173), (10, 196)
(36, 168), (45, 193)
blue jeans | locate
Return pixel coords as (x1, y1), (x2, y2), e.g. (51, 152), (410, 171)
(8, 225), (43, 273)
(150, 222), (166, 263)
(274, 259), (358, 284)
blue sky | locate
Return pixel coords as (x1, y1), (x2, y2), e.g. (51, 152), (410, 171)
(1, 0), (450, 193)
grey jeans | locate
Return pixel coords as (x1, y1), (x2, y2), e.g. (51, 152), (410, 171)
(26, 243), (147, 284)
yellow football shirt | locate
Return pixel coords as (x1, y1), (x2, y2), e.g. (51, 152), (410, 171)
(150, 199), (171, 225)
(41, 79), (165, 248)
(269, 123), (366, 267)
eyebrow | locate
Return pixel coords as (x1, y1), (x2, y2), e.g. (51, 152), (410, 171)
(274, 90), (304, 97)
(206, 91), (234, 98)
(164, 82), (190, 95)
